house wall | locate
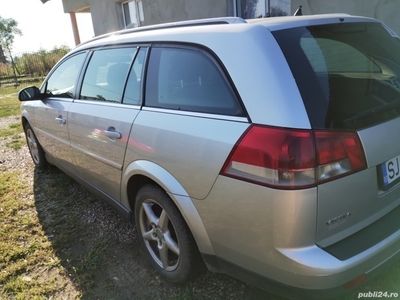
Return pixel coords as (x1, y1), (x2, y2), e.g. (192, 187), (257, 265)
(63, 0), (90, 13)
(63, 0), (124, 35)
(63, 0), (231, 36)
(142, 0), (229, 26)
(89, 1), (124, 35)
(291, 0), (400, 34)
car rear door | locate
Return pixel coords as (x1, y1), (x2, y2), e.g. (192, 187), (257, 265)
(124, 44), (250, 200)
(68, 46), (147, 201)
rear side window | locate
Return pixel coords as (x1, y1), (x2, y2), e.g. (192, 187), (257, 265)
(80, 48), (136, 103)
(46, 52), (86, 98)
(273, 23), (400, 130)
(145, 46), (243, 116)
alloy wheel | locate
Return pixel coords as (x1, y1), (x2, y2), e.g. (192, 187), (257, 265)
(139, 199), (180, 271)
(26, 128), (40, 164)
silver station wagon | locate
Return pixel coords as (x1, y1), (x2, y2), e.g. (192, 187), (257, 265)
(19, 14), (400, 297)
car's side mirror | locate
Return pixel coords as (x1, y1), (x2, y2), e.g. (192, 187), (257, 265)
(18, 86), (43, 101)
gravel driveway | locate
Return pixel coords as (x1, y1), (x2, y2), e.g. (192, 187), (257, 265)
(0, 115), (275, 299)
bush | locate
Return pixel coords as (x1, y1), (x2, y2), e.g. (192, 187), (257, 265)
(0, 46), (69, 79)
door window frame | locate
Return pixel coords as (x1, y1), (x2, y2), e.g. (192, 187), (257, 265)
(73, 44), (150, 108)
(142, 42), (249, 119)
(42, 51), (89, 100)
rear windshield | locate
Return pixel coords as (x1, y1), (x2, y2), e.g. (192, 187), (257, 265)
(273, 22), (400, 130)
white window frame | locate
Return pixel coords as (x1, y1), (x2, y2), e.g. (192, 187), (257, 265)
(121, 0), (144, 28)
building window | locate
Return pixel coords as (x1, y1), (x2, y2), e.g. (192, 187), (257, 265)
(122, 0), (144, 28)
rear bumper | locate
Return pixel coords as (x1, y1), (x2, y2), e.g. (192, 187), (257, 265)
(194, 175), (400, 294)
(203, 240), (400, 299)
(277, 230), (400, 290)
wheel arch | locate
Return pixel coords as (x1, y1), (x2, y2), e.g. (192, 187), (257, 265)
(21, 113), (29, 129)
(121, 160), (215, 256)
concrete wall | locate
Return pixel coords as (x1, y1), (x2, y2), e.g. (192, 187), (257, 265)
(63, 0), (90, 12)
(141, 0), (229, 26)
(88, 0), (124, 35)
(63, 0), (230, 36)
(291, 0), (400, 34)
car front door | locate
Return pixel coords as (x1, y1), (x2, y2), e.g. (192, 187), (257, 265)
(34, 52), (87, 170)
(68, 46), (147, 201)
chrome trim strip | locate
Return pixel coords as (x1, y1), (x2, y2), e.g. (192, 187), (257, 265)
(70, 143), (122, 170)
(141, 107), (249, 122)
(46, 97), (74, 103)
(73, 99), (141, 109)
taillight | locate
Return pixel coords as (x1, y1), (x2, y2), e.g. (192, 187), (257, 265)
(221, 125), (366, 189)
(314, 131), (366, 183)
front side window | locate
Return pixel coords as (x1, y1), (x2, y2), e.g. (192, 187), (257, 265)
(46, 52), (86, 98)
(146, 46), (243, 116)
(80, 48), (136, 103)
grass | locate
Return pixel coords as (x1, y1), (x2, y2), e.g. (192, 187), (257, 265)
(0, 122), (24, 150)
(6, 136), (25, 150)
(0, 171), (71, 299)
(0, 80), (42, 118)
(0, 122), (22, 137)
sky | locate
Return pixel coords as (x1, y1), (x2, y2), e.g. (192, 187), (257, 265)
(1, 0), (94, 54)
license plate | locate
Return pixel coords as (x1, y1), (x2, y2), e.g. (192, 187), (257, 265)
(381, 155), (400, 186)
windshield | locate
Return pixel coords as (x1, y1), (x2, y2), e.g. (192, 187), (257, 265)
(273, 22), (400, 130)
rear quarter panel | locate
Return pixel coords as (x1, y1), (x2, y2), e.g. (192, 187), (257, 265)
(123, 110), (249, 199)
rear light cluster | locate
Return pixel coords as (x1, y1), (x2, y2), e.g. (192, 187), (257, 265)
(221, 125), (367, 189)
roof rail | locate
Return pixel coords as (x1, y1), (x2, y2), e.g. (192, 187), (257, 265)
(79, 17), (247, 46)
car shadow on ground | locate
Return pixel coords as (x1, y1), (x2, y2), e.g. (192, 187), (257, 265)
(33, 165), (281, 300)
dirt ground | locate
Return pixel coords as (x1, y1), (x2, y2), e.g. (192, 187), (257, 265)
(0, 115), (276, 299)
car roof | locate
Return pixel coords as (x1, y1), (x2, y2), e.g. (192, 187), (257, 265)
(248, 14), (377, 30)
(73, 14), (378, 52)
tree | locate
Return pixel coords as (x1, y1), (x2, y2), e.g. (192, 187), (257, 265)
(0, 16), (22, 82)
(0, 45), (6, 63)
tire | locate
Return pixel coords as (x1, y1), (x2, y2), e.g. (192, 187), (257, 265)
(134, 184), (203, 283)
(24, 123), (47, 168)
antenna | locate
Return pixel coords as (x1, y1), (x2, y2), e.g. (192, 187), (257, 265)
(294, 5), (303, 16)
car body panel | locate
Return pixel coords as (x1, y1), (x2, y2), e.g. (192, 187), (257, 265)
(30, 98), (74, 167)
(316, 116), (400, 247)
(124, 108), (249, 199)
(68, 100), (140, 200)
(197, 175), (400, 289)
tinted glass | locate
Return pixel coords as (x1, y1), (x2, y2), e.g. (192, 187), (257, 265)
(80, 48), (136, 103)
(146, 47), (243, 116)
(123, 47), (147, 105)
(273, 23), (400, 130)
(46, 52), (86, 98)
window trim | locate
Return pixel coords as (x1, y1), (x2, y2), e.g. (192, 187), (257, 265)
(142, 106), (249, 123)
(42, 51), (88, 100)
(73, 98), (141, 109)
(143, 42), (249, 119)
(60, 42), (249, 122)
(122, 46), (149, 106)
(77, 46), (138, 104)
